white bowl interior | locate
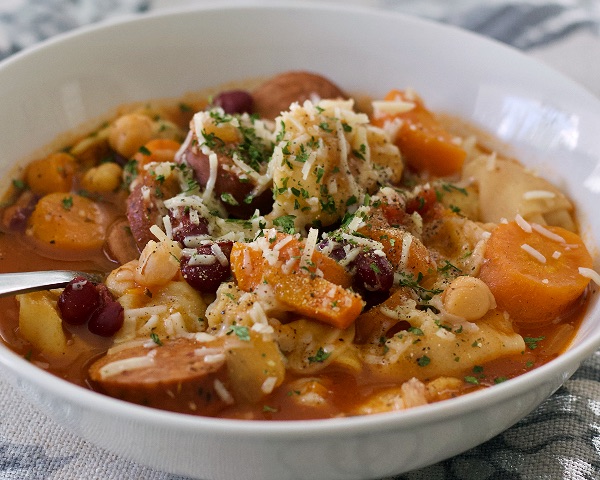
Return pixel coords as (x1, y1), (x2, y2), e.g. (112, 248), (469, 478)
(0, 3), (599, 479)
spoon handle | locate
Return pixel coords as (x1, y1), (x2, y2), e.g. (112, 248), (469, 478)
(0, 271), (101, 297)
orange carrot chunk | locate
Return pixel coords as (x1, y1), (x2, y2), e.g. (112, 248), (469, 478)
(372, 89), (466, 177)
(230, 233), (352, 291)
(266, 270), (364, 330)
(478, 221), (593, 324)
(133, 138), (181, 171)
(230, 243), (265, 292)
(230, 233), (361, 329)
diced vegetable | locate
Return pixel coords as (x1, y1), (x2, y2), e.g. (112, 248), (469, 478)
(230, 233), (362, 329)
(225, 333), (286, 403)
(372, 90), (466, 176)
(478, 221), (593, 323)
(133, 138), (181, 171)
(26, 152), (77, 195)
(267, 269), (364, 330)
(28, 192), (107, 253)
(17, 291), (67, 356)
(230, 233), (352, 291)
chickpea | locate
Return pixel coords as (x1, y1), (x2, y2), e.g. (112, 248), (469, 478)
(135, 239), (182, 287)
(81, 162), (123, 193)
(442, 276), (496, 321)
(108, 113), (154, 158)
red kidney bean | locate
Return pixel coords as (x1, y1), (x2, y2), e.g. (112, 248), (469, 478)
(57, 277), (101, 325)
(87, 284), (124, 337)
(353, 250), (394, 293)
(1, 190), (38, 232)
(88, 301), (124, 337)
(212, 90), (254, 115)
(180, 241), (233, 293)
(168, 207), (210, 245)
(319, 239), (393, 293)
(317, 239), (347, 262)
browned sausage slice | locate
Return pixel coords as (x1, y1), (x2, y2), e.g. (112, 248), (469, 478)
(181, 146), (272, 218)
(89, 336), (233, 415)
(252, 71), (347, 120)
(104, 217), (140, 265)
(126, 173), (180, 250)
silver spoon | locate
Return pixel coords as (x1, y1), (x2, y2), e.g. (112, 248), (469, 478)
(0, 271), (103, 297)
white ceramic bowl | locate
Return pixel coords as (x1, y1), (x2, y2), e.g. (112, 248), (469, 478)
(0, 3), (599, 479)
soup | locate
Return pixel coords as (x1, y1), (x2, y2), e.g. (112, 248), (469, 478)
(0, 71), (596, 420)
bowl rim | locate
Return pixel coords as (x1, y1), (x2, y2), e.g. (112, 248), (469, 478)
(0, 0), (599, 439)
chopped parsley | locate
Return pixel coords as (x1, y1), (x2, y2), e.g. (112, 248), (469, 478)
(220, 192), (239, 206)
(226, 324), (251, 342)
(138, 145), (152, 156)
(123, 159), (138, 187)
(524, 336), (545, 350)
(273, 214), (296, 234)
(150, 332), (163, 346)
(12, 179), (25, 190)
(308, 347), (331, 364)
(396, 272), (443, 301)
(61, 196), (73, 210)
(319, 122), (333, 133)
(408, 327), (424, 336)
(417, 355), (430, 367)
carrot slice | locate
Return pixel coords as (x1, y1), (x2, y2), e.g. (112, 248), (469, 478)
(230, 233), (361, 328)
(230, 233), (352, 291)
(28, 192), (106, 255)
(133, 138), (181, 171)
(372, 89), (466, 177)
(478, 221), (593, 324)
(266, 269), (364, 330)
(230, 243), (265, 292)
(26, 152), (77, 195)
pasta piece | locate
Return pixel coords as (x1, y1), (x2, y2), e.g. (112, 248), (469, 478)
(463, 155), (575, 230)
(361, 309), (525, 382)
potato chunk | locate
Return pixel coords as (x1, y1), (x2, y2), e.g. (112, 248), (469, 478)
(17, 292), (67, 356)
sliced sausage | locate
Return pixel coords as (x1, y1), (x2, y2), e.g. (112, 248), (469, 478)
(105, 217), (140, 264)
(126, 173), (180, 250)
(1, 190), (38, 231)
(252, 71), (347, 120)
(89, 336), (233, 415)
(179, 144), (272, 218)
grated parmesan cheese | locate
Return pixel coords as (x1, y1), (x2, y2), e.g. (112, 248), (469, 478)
(399, 233), (413, 270)
(261, 376), (278, 394)
(579, 267), (600, 286)
(99, 355), (155, 379)
(521, 243), (547, 263)
(371, 99), (415, 116)
(203, 353), (226, 365)
(515, 214), (532, 233)
(162, 215), (173, 240)
(211, 243), (229, 266)
(203, 152), (219, 201)
(213, 379), (235, 405)
(523, 190), (556, 200)
(301, 228), (319, 269)
(532, 223), (565, 243)
(150, 224), (168, 242)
